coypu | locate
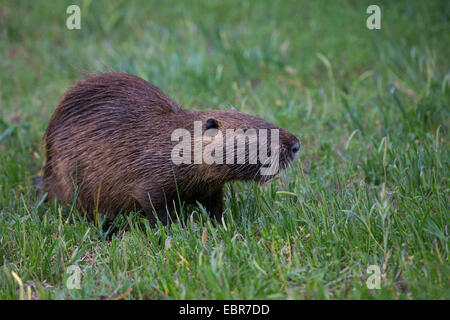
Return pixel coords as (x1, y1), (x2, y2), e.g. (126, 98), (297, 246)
(43, 72), (300, 226)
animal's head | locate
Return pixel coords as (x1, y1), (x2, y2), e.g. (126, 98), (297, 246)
(171, 110), (300, 182)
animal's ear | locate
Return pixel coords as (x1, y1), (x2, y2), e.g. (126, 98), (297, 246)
(205, 118), (219, 136)
(205, 118), (219, 130)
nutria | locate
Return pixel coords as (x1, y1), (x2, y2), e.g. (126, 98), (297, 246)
(43, 72), (300, 226)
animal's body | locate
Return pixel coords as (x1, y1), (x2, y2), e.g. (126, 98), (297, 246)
(43, 72), (300, 225)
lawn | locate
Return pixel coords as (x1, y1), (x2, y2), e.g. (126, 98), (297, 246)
(0, 0), (448, 299)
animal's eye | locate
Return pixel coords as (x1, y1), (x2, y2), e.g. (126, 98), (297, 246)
(205, 118), (219, 136)
(205, 118), (219, 130)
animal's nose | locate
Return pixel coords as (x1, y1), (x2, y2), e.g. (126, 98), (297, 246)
(289, 140), (301, 159)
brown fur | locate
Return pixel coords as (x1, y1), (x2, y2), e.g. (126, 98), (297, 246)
(43, 72), (300, 225)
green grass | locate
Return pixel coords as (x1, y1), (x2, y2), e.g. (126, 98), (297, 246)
(0, 0), (449, 299)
